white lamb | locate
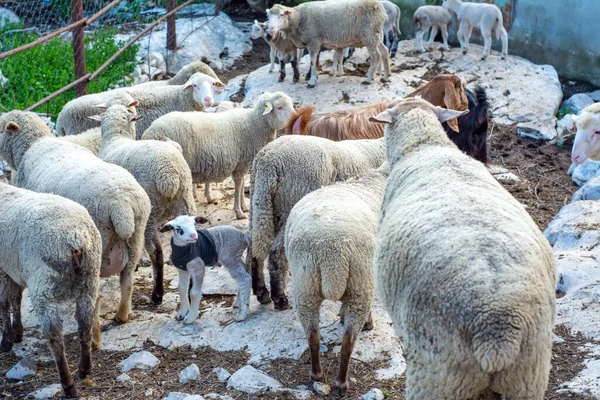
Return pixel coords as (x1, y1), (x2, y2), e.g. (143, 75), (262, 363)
(371, 97), (556, 398)
(159, 215), (252, 323)
(413, 5), (451, 53)
(379, 0), (401, 58)
(570, 103), (600, 165)
(442, 0), (508, 60)
(0, 182), (101, 398)
(141, 92), (295, 220)
(284, 165), (387, 396)
(251, 20), (302, 82)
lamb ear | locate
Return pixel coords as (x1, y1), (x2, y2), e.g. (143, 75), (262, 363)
(369, 110), (394, 124)
(284, 9), (292, 15)
(159, 222), (174, 233)
(263, 102), (273, 115)
(183, 82), (193, 91)
(213, 81), (226, 94)
(128, 114), (143, 122)
(432, 106), (469, 124)
(194, 216), (208, 224)
(4, 121), (20, 133)
(86, 115), (105, 122)
(95, 103), (108, 110)
(127, 100), (139, 108)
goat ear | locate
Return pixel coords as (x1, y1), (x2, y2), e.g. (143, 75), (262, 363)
(159, 222), (174, 233)
(263, 102), (273, 115)
(370, 110), (394, 124)
(127, 100), (139, 108)
(433, 106), (469, 124)
(86, 115), (105, 122)
(4, 121), (20, 133)
(194, 216), (208, 224)
(128, 114), (143, 122)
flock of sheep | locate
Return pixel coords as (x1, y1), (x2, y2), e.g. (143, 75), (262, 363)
(6, 0), (597, 398)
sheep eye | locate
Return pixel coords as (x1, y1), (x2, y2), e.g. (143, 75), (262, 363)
(176, 228), (183, 234)
(595, 131), (600, 135)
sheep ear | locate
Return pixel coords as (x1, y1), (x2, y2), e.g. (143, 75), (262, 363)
(254, 19), (259, 24)
(128, 114), (143, 122)
(571, 114), (579, 124)
(86, 115), (105, 122)
(194, 216), (208, 224)
(369, 110), (394, 124)
(4, 121), (20, 133)
(284, 10), (292, 15)
(159, 222), (174, 233)
(158, 136), (167, 141)
(95, 103), (108, 110)
(263, 102), (273, 115)
(433, 106), (469, 124)
(127, 100), (139, 108)
(213, 81), (226, 94)
(183, 82), (193, 91)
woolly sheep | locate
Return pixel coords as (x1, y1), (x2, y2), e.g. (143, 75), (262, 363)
(59, 126), (102, 155)
(570, 103), (600, 165)
(204, 101), (240, 113)
(266, 0), (391, 87)
(442, 0), (508, 60)
(56, 72), (226, 137)
(0, 183), (101, 398)
(0, 111), (151, 329)
(413, 5), (451, 53)
(91, 101), (197, 305)
(248, 135), (386, 309)
(251, 20), (301, 82)
(159, 215), (252, 323)
(371, 97), (556, 398)
(142, 92), (295, 220)
(284, 165), (387, 396)
(135, 60), (219, 88)
(379, 0), (401, 57)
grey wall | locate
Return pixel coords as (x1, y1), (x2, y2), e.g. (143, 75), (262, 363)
(391, 0), (600, 86)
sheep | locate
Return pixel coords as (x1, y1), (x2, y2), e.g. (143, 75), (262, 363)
(413, 5), (451, 53)
(90, 101), (197, 305)
(142, 92), (295, 220)
(266, 0), (391, 87)
(442, 0), (508, 60)
(0, 182), (101, 398)
(286, 74), (469, 139)
(570, 103), (600, 165)
(135, 60), (219, 88)
(59, 126), (102, 155)
(159, 215), (252, 323)
(56, 72), (226, 137)
(204, 101), (240, 113)
(371, 97), (556, 399)
(251, 20), (301, 82)
(0, 111), (151, 329)
(284, 165), (387, 396)
(379, 0), (401, 57)
(248, 135), (385, 309)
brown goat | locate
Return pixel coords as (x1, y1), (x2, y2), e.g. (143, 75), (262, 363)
(285, 74), (468, 139)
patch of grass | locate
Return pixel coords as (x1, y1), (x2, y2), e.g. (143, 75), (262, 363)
(0, 22), (138, 118)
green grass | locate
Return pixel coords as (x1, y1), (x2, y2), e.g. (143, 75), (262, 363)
(0, 22), (139, 119)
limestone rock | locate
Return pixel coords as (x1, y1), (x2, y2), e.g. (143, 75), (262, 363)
(116, 373), (131, 383)
(561, 93), (595, 115)
(556, 114), (577, 144)
(544, 200), (600, 252)
(587, 90), (600, 102)
(28, 384), (63, 399)
(569, 160), (600, 186)
(517, 118), (558, 141)
(6, 357), (37, 380)
(179, 363), (201, 383)
(118, 351), (160, 372)
(226, 365), (283, 394)
(212, 367), (231, 382)
(573, 176), (600, 201)
(360, 388), (385, 400)
(163, 393), (204, 400)
(313, 381), (331, 396)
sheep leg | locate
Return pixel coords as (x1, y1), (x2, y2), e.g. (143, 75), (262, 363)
(115, 263), (134, 323)
(226, 260), (251, 321)
(499, 27), (508, 60)
(75, 292), (95, 378)
(176, 269), (191, 320)
(183, 260), (205, 324)
(268, 45), (276, 73)
(428, 26), (438, 49)
(92, 296), (102, 350)
(0, 280), (14, 352)
(306, 45), (320, 88)
(391, 27), (400, 58)
(377, 42), (391, 82)
(292, 58), (300, 83)
(416, 30), (426, 53)
(441, 24), (450, 51)
(297, 298), (323, 381)
(11, 283), (23, 342)
(146, 218), (165, 305)
(205, 183), (217, 205)
(278, 58), (286, 82)
(247, 251), (272, 304)
(233, 174), (247, 219)
(269, 232), (291, 310)
(333, 304), (366, 397)
(481, 29), (492, 60)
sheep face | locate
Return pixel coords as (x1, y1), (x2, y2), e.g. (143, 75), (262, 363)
(0, 111), (50, 169)
(159, 215), (209, 245)
(183, 73), (226, 108)
(258, 92), (295, 130)
(251, 20), (266, 39)
(88, 104), (142, 139)
(571, 104), (600, 164)
(266, 5), (292, 35)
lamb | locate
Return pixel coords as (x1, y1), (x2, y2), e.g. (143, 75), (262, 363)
(91, 101), (197, 305)
(251, 20), (301, 83)
(413, 5), (451, 53)
(266, 0), (391, 87)
(248, 135), (386, 309)
(284, 165), (387, 396)
(379, 0), (401, 57)
(142, 92), (295, 220)
(134, 60), (219, 88)
(570, 103), (600, 165)
(371, 97), (556, 398)
(159, 215), (252, 323)
(442, 0), (508, 60)
(0, 183), (101, 398)
(56, 72), (226, 137)
(0, 111), (151, 330)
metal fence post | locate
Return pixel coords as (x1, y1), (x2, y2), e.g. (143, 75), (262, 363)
(71, 0), (87, 96)
(167, 0), (177, 51)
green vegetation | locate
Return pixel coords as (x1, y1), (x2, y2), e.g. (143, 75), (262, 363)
(0, 22), (138, 118)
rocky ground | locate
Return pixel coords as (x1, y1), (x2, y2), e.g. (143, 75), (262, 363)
(3, 5), (600, 400)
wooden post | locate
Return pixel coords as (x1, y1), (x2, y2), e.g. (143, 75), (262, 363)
(215, 0), (220, 16)
(71, 0), (87, 96)
(167, 0), (177, 51)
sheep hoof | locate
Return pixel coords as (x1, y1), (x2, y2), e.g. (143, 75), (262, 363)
(462, 50), (468, 55)
(151, 291), (163, 305)
(115, 311), (130, 323)
(310, 372), (324, 382)
(501, 54), (506, 60)
(362, 320), (374, 331)
(361, 80), (372, 85)
(235, 211), (247, 220)
(391, 52), (396, 58)
(183, 314), (198, 324)
(278, 75), (285, 82)
(256, 290), (272, 305)
(273, 296), (291, 310)
(234, 311), (248, 322)
(481, 56), (487, 61)
(307, 83), (316, 89)
(63, 384), (78, 398)
(332, 382), (348, 397)
(0, 336), (14, 352)
(176, 310), (187, 321)
(92, 339), (101, 351)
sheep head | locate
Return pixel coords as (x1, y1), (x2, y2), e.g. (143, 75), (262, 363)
(251, 20), (266, 39)
(256, 91), (295, 131)
(159, 215), (209, 246)
(183, 72), (226, 108)
(371, 97), (468, 126)
(266, 5), (292, 36)
(0, 110), (52, 170)
(571, 103), (600, 164)
(88, 104), (142, 140)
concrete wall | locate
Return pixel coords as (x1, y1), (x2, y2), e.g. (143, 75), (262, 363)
(391, 0), (600, 86)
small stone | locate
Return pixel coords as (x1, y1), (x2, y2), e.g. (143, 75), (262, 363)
(587, 90), (600, 102)
(313, 381), (331, 396)
(349, 378), (357, 384)
(516, 118), (558, 142)
(118, 351), (160, 372)
(227, 365), (283, 394)
(553, 334), (565, 344)
(6, 357), (37, 380)
(561, 93), (595, 115)
(212, 367), (231, 382)
(162, 393), (205, 400)
(116, 373), (131, 383)
(145, 388), (154, 397)
(320, 344), (328, 353)
(360, 388), (385, 400)
(204, 394), (233, 400)
(296, 385), (309, 390)
(28, 383), (63, 399)
(179, 364), (201, 383)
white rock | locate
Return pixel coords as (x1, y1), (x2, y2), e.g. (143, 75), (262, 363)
(28, 384), (63, 399)
(492, 171), (521, 182)
(116, 373), (131, 382)
(556, 114), (576, 143)
(118, 351), (160, 372)
(516, 118), (558, 141)
(0, 8), (19, 29)
(587, 90), (600, 102)
(544, 201), (600, 252)
(179, 363), (201, 383)
(561, 93), (595, 115)
(272, 388), (313, 399)
(212, 367), (231, 382)
(6, 357), (37, 380)
(226, 365), (283, 394)
(204, 394), (233, 400)
(133, 65), (143, 78)
(360, 388), (385, 400)
(162, 393), (204, 400)
(569, 160), (600, 186)
(320, 344), (328, 353)
(145, 388), (154, 397)
(558, 344), (600, 397)
(313, 381), (332, 396)
(149, 51), (166, 69)
(573, 176), (600, 201)
(553, 334), (565, 344)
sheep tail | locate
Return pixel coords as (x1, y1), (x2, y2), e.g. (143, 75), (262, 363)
(285, 105), (315, 135)
(472, 313), (525, 373)
(110, 205), (136, 241)
(494, 12), (505, 40)
(155, 162), (182, 200)
(320, 259), (349, 301)
(250, 165), (278, 261)
(414, 17), (421, 32)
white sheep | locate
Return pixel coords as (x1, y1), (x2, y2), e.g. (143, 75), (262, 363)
(204, 101), (240, 113)
(570, 103), (600, 165)
(90, 101), (197, 305)
(371, 97), (556, 398)
(267, 0), (391, 87)
(0, 182), (101, 398)
(248, 135), (386, 309)
(56, 72), (226, 137)
(284, 165), (387, 396)
(135, 60), (219, 88)
(159, 215), (252, 323)
(142, 91), (295, 220)
(413, 5), (451, 53)
(442, 0), (508, 60)
(0, 111), (151, 330)
(379, 0), (401, 57)
(251, 20), (302, 82)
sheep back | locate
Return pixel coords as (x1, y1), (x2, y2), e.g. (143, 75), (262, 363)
(59, 127), (101, 155)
